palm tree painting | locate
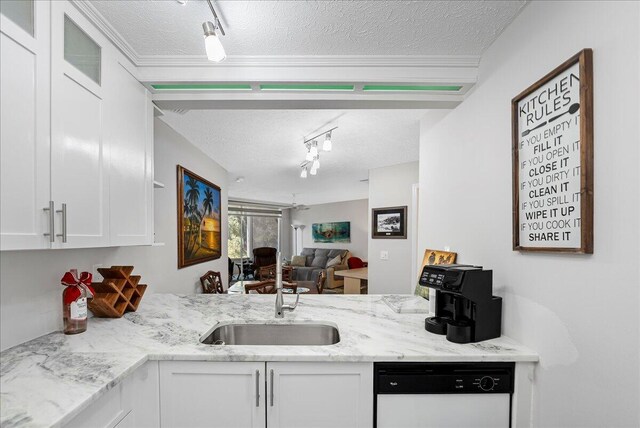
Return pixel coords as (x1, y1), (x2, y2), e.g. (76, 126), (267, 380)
(177, 166), (221, 268)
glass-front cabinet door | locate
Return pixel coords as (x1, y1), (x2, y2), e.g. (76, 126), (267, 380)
(50, 0), (109, 248)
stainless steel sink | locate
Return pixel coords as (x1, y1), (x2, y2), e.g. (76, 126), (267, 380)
(200, 322), (340, 346)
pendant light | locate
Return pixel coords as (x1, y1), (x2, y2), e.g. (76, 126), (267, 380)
(309, 141), (318, 158)
(305, 148), (314, 162)
(202, 21), (226, 62)
(300, 166), (308, 178)
(312, 156), (320, 171)
(323, 132), (332, 151)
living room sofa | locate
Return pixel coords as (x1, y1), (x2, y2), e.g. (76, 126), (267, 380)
(290, 248), (350, 291)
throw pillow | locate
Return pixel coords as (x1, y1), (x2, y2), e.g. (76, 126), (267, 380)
(291, 255), (306, 267)
(311, 256), (328, 268)
(326, 255), (342, 268)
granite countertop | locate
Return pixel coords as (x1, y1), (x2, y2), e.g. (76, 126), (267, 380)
(0, 294), (538, 428)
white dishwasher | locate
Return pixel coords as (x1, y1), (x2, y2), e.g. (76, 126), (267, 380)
(374, 362), (514, 428)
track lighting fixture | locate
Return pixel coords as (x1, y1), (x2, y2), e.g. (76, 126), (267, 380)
(202, 0), (226, 62)
(298, 126), (337, 177)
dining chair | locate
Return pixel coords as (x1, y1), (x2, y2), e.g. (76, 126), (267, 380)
(200, 271), (224, 294)
(245, 281), (275, 294)
(258, 264), (293, 282)
(245, 280), (298, 294)
(315, 271), (340, 294)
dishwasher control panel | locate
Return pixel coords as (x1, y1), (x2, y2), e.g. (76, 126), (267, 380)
(375, 362), (514, 394)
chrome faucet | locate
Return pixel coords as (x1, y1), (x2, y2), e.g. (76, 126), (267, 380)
(275, 252), (299, 318)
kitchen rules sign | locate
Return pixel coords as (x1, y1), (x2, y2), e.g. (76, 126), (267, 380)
(512, 49), (593, 253)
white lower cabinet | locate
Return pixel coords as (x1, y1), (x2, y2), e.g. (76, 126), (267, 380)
(267, 362), (373, 428)
(159, 361), (373, 428)
(64, 361), (160, 428)
(159, 361), (266, 428)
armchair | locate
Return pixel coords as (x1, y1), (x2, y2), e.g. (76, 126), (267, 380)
(252, 247), (277, 278)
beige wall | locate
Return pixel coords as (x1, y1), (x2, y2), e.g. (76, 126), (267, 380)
(418, 1), (639, 426)
(368, 161), (419, 294)
(0, 119), (229, 351)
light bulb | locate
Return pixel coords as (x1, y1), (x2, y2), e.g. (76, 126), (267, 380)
(309, 141), (318, 157)
(310, 166), (318, 175)
(203, 22), (226, 62)
(323, 133), (332, 151)
(312, 158), (320, 170)
(300, 167), (308, 178)
(305, 150), (314, 161)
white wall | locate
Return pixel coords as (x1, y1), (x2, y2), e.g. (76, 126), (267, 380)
(368, 162), (419, 294)
(0, 119), (229, 351)
(290, 199), (368, 259)
(418, 2), (639, 427)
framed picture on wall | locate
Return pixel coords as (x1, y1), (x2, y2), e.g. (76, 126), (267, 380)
(372, 206), (407, 239)
(312, 222), (351, 243)
(414, 249), (458, 299)
(512, 49), (593, 254)
(177, 165), (222, 268)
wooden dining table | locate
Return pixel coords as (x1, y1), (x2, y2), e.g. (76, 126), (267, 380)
(334, 267), (368, 294)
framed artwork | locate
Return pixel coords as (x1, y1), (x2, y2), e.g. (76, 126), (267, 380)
(372, 206), (407, 239)
(177, 165), (222, 268)
(414, 249), (458, 299)
(512, 49), (593, 253)
(312, 221), (351, 243)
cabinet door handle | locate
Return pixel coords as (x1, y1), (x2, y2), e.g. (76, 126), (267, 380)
(56, 203), (67, 243)
(255, 370), (260, 407)
(43, 201), (55, 242)
(269, 369), (274, 407)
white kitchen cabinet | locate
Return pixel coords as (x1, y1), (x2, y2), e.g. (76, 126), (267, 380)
(106, 61), (154, 247)
(50, 1), (110, 248)
(267, 362), (373, 428)
(159, 361), (373, 428)
(159, 361), (266, 428)
(64, 361), (159, 428)
(1, 0), (154, 251)
(0, 0), (51, 250)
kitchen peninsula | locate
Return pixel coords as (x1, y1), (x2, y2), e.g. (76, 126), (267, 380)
(0, 294), (537, 428)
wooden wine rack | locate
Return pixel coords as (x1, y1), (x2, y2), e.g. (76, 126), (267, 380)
(88, 266), (147, 318)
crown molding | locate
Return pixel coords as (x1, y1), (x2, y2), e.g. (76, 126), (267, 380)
(72, 0), (480, 83)
(135, 54), (481, 69)
(70, 1), (480, 72)
(71, 0), (140, 64)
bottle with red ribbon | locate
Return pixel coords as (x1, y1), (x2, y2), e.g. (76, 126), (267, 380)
(61, 269), (95, 334)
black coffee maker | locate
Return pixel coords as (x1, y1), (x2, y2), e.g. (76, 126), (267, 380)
(418, 264), (502, 344)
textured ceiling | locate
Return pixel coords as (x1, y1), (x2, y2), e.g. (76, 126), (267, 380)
(160, 109), (425, 205)
(90, 0), (527, 57)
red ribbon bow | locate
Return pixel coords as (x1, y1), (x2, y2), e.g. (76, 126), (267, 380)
(61, 269), (95, 299)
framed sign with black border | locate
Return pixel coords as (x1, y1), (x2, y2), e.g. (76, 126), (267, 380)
(512, 49), (593, 254)
(372, 206), (407, 239)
